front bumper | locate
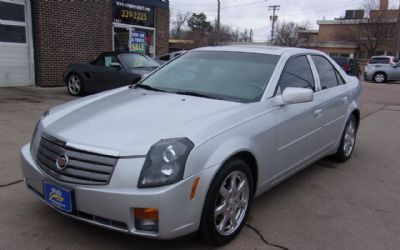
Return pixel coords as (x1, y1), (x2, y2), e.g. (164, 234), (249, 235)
(364, 71), (374, 81)
(20, 144), (216, 239)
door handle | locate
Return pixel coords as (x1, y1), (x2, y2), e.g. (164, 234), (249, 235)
(314, 108), (323, 118)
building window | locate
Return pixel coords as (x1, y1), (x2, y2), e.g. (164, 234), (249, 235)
(0, 1), (26, 44)
(0, 2), (25, 22)
(0, 24), (26, 43)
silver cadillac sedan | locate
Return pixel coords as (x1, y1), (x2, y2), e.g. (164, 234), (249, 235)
(21, 46), (361, 245)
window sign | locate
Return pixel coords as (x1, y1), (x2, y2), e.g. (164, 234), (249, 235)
(113, 0), (154, 27)
(130, 31), (146, 54)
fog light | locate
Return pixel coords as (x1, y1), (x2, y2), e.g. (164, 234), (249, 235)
(134, 208), (159, 232)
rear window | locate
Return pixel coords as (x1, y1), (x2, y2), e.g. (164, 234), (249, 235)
(369, 58), (390, 64)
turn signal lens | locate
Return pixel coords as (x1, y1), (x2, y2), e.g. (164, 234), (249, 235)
(190, 177), (200, 200)
(134, 208), (159, 232)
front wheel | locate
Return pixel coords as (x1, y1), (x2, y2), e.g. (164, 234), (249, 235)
(331, 115), (357, 162)
(67, 73), (84, 96)
(199, 158), (254, 246)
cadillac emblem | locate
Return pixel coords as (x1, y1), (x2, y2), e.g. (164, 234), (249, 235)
(56, 154), (69, 170)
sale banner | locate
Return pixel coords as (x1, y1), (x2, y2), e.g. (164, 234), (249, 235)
(130, 31), (146, 54)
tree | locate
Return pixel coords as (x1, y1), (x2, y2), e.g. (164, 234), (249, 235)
(274, 21), (310, 47)
(238, 29), (254, 42)
(360, 0), (394, 57)
(336, 0), (394, 58)
(170, 11), (191, 39)
(170, 12), (255, 47)
(187, 13), (212, 33)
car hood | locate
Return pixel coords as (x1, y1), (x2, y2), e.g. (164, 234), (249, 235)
(42, 88), (242, 156)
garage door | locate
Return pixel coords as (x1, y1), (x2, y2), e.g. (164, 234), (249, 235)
(0, 0), (34, 87)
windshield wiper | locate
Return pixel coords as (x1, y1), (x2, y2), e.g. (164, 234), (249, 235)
(133, 84), (167, 93)
(134, 66), (159, 69)
(174, 91), (223, 100)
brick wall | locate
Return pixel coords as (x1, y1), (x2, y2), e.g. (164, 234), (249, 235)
(32, 1), (113, 87)
(32, 2), (170, 87)
(155, 8), (170, 57)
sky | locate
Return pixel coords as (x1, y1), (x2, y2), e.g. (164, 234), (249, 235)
(169, 0), (398, 41)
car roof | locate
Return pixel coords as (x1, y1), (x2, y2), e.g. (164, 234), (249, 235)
(193, 45), (323, 56)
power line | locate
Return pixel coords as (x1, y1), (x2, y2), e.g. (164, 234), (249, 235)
(171, 0), (363, 19)
(170, 0), (268, 13)
(170, 0), (240, 6)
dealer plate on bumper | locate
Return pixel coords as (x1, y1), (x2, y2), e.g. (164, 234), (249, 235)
(43, 181), (73, 213)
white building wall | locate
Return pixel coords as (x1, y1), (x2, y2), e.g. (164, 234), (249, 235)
(0, 0), (34, 87)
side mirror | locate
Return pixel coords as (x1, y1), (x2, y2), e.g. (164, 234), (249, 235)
(281, 87), (314, 104)
(110, 62), (122, 69)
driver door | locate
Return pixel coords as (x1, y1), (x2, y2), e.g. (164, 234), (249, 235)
(272, 55), (325, 178)
(92, 53), (130, 91)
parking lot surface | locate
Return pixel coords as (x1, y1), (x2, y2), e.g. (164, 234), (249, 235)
(1, 83), (400, 250)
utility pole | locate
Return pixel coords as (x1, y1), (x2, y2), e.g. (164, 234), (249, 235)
(269, 5), (280, 44)
(217, 0), (221, 46)
(393, 2), (400, 58)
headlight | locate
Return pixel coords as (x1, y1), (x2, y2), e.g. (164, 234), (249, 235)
(138, 138), (194, 188)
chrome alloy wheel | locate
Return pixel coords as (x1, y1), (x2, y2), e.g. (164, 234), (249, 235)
(214, 170), (250, 236)
(67, 75), (81, 95)
(343, 119), (356, 157)
(374, 73), (385, 83)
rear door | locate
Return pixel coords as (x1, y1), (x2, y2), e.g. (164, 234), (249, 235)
(310, 55), (350, 148)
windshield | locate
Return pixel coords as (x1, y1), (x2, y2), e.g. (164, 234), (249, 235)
(119, 53), (159, 69)
(139, 51), (280, 103)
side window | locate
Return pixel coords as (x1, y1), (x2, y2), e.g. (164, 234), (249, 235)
(336, 71), (345, 85)
(312, 56), (339, 90)
(276, 55), (315, 94)
(96, 55), (119, 67)
(159, 54), (170, 61)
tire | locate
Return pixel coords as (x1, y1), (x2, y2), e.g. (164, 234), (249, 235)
(374, 72), (387, 84)
(199, 158), (254, 246)
(331, 115), (358, 162)
(67, 73), (84, 96)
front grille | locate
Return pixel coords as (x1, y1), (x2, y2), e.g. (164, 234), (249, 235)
(36, 135), (118, 185)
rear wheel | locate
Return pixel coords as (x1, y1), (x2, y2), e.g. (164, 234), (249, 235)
(331, 115), (357, 162)
(67, 73), (84, 96)
(374, 72), (386, 84)
(200, 158), (254, 246)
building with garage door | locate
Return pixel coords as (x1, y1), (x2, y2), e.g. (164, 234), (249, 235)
(0, 0), (169, 87)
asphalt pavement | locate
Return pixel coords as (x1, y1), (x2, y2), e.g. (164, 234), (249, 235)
(1, 82), (400, 250)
